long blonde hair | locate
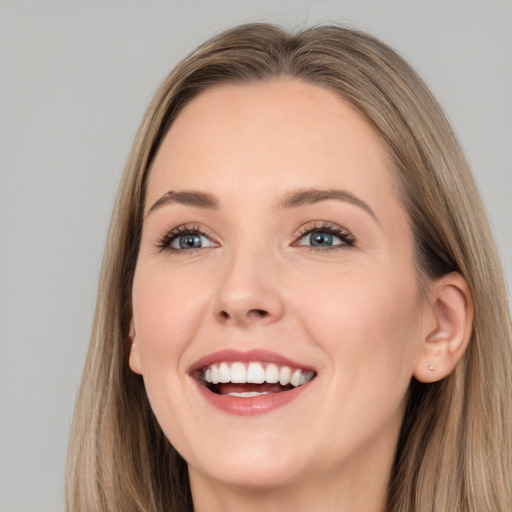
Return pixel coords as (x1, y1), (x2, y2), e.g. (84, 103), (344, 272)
(66, 23), (512, 511)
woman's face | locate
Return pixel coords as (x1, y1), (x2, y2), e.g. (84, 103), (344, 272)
(130, 80), (431, 494)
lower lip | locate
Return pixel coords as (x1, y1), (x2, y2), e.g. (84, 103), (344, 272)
(192, 378), (313, 416)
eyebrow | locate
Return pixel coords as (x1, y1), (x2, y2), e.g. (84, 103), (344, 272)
(147, 190), (219, 216)
(146, 187), (377, 222)
(279, 188), (377, 221)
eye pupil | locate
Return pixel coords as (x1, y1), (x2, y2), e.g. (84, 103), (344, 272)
(311, 232), (333, 247)
(180, 234), (202, 249)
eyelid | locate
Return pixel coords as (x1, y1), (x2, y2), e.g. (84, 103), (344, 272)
(156, 223), (219, 253)
(154, 220), (355, 254)
(292, 221), (356, 249)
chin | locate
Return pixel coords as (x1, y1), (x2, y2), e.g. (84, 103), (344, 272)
(186, 437), (307, 491)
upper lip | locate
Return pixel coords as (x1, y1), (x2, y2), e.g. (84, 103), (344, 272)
(188, 348), (316, 374)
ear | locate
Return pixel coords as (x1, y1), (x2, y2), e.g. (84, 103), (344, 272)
(414, 272), (473, 383)
(128, 318), (143, 375)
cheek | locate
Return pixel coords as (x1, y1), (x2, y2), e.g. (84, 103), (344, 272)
(131, 264), (210, 372)
(130, 265), (210, 439)
(295, 268), (423, 379)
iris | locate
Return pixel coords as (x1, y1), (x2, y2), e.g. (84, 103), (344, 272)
(179, 234), (202, 249)
(310, 232), (333, 247)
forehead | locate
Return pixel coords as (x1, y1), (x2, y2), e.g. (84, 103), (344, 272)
(147, 79), (396, 209)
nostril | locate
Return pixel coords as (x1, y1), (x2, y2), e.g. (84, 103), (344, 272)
(216, 308), (271, 324)
(249, 309), (268, 317)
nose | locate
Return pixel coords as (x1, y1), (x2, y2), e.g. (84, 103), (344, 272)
(213, 248), (285, 327)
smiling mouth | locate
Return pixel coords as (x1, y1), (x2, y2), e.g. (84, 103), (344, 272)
(198, 361), (316, 397)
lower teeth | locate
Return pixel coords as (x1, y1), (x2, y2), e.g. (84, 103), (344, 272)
(227, 391), (273, 398)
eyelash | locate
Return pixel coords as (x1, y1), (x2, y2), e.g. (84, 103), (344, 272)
(294, 222), (356, 251)
(156, 221), (356, 254)
(156, 224), (215, 254)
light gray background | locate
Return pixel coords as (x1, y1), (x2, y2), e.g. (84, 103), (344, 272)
(1, 1), (511, 510)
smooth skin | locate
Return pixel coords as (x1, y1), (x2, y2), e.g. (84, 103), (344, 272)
(129, 80), (472, 512)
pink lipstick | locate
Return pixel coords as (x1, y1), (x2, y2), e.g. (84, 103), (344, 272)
(189, 349), (316, 415)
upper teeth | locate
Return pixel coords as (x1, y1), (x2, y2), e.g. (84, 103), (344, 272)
(203, 362), (314, 387)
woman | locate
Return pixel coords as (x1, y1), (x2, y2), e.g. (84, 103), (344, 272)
(66, 23), (512, 511)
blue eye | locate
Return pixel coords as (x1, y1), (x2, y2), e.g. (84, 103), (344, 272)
(299, 231), (342, 247)
(157, 226), (216, 253)
(309, 232), (336, 247)
(171, 233), (214, 250)
(296, 224), (355, 249)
